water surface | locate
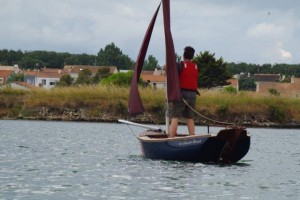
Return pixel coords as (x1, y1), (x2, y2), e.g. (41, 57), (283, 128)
(0, 120), (299, 199)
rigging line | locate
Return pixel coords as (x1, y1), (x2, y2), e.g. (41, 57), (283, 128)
(125, 124), (138, 139)
(182, 99), (236, 126)
(145, 112), (163, 130)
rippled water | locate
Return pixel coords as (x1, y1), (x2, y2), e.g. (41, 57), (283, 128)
(0, 120), (299, 199)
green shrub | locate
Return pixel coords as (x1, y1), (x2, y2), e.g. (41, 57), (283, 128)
(0, 87), (27, 95)
(216, 104), (229, 119)
(101, 71), (133, 87)
(115, 101), (127, 115)
(269, 88), (280, 96)
(269, 105), (286, 123)
(224, 86), (237, 94)
(19, 108), (32, 118)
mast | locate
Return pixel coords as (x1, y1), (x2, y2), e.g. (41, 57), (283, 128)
(165, 73), (170, 134)
(162, 0), (182, 134)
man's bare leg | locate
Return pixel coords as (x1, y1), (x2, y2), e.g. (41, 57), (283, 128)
(169, 118), (178, 138)
(186, 118), (195, 135)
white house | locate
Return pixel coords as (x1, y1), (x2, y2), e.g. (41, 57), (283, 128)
(141, 69), (166, 89)
(24, 69), (68, 89)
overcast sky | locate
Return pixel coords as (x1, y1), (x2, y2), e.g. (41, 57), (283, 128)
(1, 0), (300, 65)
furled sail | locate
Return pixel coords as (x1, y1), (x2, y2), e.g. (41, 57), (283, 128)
(162, 0), (182, 102)
(128, 0), (181, 116)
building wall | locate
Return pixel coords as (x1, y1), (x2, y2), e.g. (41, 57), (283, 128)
(24, 76), (36, 85)
(36, 77), (60, 88)
(256, 78), (300, 97)
(10, 83), (30, 90)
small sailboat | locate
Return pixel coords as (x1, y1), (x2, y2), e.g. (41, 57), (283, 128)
(119, 0), (250, 163)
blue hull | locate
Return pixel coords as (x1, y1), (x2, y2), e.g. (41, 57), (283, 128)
(138, 128), (250, 163)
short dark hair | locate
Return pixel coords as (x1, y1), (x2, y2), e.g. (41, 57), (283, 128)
(183, 46), (195, 60)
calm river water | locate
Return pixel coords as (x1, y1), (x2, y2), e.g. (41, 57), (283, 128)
(0, 120), (299, 200)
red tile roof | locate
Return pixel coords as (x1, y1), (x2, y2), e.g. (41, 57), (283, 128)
(25, 69), (68, 78)
(24, 71), (38, 76)
(254, 74), (280, 82)
(14, 82), (36, 88)
(0, 70), (14, 78)
(141, 74), (166, 82)
(0, 70), (14, 84)
(64, 65), (117, 74)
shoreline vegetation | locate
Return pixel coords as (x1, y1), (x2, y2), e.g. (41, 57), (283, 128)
(1, 85), (300, 129)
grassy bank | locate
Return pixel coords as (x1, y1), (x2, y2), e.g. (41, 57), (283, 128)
(0, 85), (300, 127)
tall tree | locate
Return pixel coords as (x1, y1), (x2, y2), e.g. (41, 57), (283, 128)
(143, 55), (159, 70)
(97, 43), (134, 70)
(93, 67), (110, 83)
(56, 74), (74, 87)
(0, 49), (24, 65)
(193, 51), (231, 89)
(19, 57), (45, 70)
(175, 53), (182, 63)
(238, 74), (256, 91)
(8, 73), (24, 82)
(75, 69), (92, 85)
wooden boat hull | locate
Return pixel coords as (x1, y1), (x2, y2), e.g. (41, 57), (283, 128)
(138, 128), (250, 163)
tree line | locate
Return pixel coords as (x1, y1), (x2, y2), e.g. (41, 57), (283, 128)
(227, 62), (300, 78)
(2, 42), (300, 91)
(0, 43), (159, 71)
(2, 42), (300, 76)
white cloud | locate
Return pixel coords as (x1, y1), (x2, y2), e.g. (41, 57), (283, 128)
(247, 23), (285, 38)
(279, 48), (292, 60)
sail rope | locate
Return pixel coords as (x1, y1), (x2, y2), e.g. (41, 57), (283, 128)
(145, 113), (164, 130)
(182, 99), (237, 126)
(143, 99), (237, 127)
(143, 99), (236, 128)
(125, 124), (138, 138)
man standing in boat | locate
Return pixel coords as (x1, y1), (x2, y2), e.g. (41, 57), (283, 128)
(169, 46), (199, 138)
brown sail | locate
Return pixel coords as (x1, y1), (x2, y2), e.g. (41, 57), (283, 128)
(128, 0), (181, 116)
(128, 3), (161, 115)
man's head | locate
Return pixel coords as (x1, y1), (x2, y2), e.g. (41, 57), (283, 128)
(183, 46), (195, 60)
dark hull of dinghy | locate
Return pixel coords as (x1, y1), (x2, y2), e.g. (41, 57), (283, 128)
(138, 128), (250, 163)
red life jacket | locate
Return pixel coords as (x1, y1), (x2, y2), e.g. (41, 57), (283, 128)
(179, 61), (198, 91)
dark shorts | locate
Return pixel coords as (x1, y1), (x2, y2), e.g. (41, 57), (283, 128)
(170, 97), (196, 119)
